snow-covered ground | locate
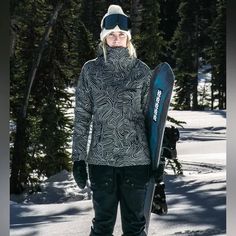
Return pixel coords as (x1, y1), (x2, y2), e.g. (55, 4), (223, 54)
(10, 110), (226, 236)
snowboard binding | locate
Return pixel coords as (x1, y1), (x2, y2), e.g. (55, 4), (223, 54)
(151, 182), (168, 215)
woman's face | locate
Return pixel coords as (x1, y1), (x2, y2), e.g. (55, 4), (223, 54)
(106, 31), (128, 48)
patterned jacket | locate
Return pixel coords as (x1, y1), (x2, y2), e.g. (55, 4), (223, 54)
(72, 47), (152, 167)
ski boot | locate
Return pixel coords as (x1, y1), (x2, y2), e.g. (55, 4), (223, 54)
(151, 182), (168, 215)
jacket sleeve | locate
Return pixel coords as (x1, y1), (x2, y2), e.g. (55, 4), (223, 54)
(72, 64), (93, 162)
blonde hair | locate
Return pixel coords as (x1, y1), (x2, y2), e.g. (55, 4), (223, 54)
(99, 39), (137, 62)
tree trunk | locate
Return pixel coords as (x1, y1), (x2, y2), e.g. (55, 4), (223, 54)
(10, 19), (18, 58)
(192, 14), (199, 110)
(10, 2), (64, 194)
(210, 65), (216, 110)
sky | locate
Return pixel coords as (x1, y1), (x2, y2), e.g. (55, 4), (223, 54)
(10, 110), (226, 236)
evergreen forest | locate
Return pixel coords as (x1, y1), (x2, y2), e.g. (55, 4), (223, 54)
(10, 0), (226, 194)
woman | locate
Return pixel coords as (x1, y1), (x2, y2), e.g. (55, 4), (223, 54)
(72, 5), (152, 236)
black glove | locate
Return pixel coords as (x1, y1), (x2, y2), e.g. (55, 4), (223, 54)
(73, 160), (88, 189)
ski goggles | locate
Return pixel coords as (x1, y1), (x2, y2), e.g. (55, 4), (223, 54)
(102, 14), (132, 31)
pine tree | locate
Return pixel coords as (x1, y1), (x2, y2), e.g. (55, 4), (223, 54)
(171, 0), (199, 110)
(130, 0), (143, 37)
(206, 0), (226, 109)
(10, 0), (55, 194)
(79, 0), (107, 42)
(159, 0), (179, 42)
(10, 0), (96, 194)
(194, 0), (215, 109)
(135, 0), (166, 68)
(159, 0), (179, 65)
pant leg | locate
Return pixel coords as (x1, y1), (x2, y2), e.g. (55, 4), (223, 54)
(119, 165), (150, 236)
(88, 165), (118, 236)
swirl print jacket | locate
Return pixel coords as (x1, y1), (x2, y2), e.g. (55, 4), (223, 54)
(72, 47), (152, 167)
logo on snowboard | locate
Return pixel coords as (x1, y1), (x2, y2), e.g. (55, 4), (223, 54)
(153, 89), (162, 122)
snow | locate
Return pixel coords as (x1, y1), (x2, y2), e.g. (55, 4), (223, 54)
(10, 110), (226, 236)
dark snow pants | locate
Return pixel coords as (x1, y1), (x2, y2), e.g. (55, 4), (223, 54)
(88, 164), (150, 236)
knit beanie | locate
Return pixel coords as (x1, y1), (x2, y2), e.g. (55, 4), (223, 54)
(100, 5), (132, 41)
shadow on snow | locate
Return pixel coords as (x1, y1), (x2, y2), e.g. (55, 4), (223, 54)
(10, 203), (92, 234)
(153, 174), (226, 235)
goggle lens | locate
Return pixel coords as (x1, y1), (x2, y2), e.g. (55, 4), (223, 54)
(103, 14), (131, 31)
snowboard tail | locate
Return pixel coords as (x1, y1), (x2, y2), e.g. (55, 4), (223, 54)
(144, 62), (175, 234)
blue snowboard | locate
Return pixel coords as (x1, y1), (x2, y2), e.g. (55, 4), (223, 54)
(144, 62), (175, 234)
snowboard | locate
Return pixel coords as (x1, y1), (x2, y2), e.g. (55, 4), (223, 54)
(144, 62), (175, 234)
